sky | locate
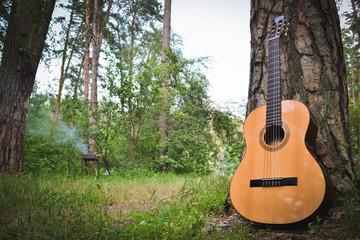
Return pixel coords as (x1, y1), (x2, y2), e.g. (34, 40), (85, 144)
(170, 0), (251, 105)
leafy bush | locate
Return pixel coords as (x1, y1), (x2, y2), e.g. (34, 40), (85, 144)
(24, 93), (84, 174)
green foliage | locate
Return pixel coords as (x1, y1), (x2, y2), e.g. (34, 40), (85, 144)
(24, 92), (85, 174)
(349, 103), (360, 159)
(307, 216), (331, 236)
(21, 0), (245, 176)
(0, 173), (259, 239)
(167, 108), (213, 174)
(339, 162), (360, 238)
(341, 5), (360, 106)
(120, 174), (240, 239)
(0, 174), (117, 239)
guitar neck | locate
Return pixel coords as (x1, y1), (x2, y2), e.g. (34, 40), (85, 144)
(266, 37), (282, 128)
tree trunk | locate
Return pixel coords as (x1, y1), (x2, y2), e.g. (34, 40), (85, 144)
(0, 0), (56, 173)
(51, 4), (75, 122)
(73, 55), (85, 100)
(248, 0), (355, 192)
(351, 0), (360, 43)
(158, 0), (171, 161)
(89, 0), (113, 152)
(83, 0), (91, 103)
(351, 45), (356, 104)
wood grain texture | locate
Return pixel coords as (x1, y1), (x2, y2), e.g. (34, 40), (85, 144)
(230, 100), (328, 224)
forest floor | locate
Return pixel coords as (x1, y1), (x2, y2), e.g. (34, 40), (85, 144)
(1, 173), (359, 239)
(206, 206), (359, 239)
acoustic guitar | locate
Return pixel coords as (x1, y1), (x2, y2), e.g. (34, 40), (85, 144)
(230, 16), (333, 224)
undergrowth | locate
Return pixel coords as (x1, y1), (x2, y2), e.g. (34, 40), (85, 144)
(0, 172), (256, 239)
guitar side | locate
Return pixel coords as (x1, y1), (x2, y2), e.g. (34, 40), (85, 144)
(230, 100), (332, 224)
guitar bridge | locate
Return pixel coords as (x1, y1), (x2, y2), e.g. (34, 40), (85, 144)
(250, 177), (297, 187)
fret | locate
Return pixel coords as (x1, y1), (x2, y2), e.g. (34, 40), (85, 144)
(266, 116), (282, 120)
(266, 104), (281, 109)
(267, 82), (281, 87)
(266, 107), (281, 112)
(266, 108), (281, 114)
(266, 36), (282, 126)
(266, 104), (281, 108)
(267, 94), (281, 98)
(267, 90), (281, 95)
(268, 74), (280, 79)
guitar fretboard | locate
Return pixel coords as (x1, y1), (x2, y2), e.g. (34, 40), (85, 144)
(266, 37), (282, 128)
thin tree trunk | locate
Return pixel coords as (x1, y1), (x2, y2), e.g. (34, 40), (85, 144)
(247, 0), (355, 192)
(89, 0), (100, 153)
(126, 0), (139, 168)
(351, 47), (356, 104)
(73, 55), (85, 100)
(128, 0), (139, 115)
(351, 0), (360, 43)
(83, 0), (91, 103)
(0, 0), (56, 173)
(51, 4), (76, 122)
(351, 0), (360, 105)
(89, 0), (113, 152)
(158, 0), (171, 162)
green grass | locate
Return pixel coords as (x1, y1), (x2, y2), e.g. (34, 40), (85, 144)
(0, 172), (257, 239)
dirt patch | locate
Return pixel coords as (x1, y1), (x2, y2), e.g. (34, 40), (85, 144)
(106, 201), (154, 217)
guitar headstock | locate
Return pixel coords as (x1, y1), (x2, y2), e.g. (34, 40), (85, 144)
(268, 16), (289, 40)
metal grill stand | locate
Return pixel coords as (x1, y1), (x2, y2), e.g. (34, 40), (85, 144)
(81, 154), (100, 175)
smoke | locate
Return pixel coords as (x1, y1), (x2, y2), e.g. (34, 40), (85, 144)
(25, 108), (89, 154)
(56, 122), (89, 154)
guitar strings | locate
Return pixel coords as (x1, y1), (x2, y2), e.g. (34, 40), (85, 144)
(266, 35), (281, 180)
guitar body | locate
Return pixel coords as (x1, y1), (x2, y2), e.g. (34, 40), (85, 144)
(230, 100), (330, 224)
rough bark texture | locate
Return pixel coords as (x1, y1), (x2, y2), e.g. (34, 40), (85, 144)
(248, 0), (355, 192)
(158, 0), (171, 160)
(83, 0), (91, 103)
(89, 0), (113, 152)
(0, 0), (56, 173)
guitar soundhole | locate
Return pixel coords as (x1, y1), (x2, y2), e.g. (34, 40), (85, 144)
(264, 125), (285, 146)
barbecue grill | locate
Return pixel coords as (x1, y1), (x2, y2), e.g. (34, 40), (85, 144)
(81, 154), (101, 175)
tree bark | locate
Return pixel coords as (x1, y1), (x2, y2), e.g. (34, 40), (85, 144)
(248, 0), (355, 192)
(83, 0), (91, 103)
(89, 0), (113, 152)
(0, 0), (56, 173)
(158, 0), (171, 161)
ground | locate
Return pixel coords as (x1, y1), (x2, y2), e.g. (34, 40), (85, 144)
(207, 206), (359, 239)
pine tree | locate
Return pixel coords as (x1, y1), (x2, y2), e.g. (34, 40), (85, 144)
(0, 0), (56, 173)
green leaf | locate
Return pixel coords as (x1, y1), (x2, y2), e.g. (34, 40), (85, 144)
(133, 214), (143, 223)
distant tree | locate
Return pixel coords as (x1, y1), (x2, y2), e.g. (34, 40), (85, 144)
(89, 0), (113, 152)
(158, 0), (171, 163)
(247, 0), (356, 191)
(51, 0), (83, 122)
(342, 0), (360, 164)
(0, 0), (56, 173)
(351, 0), (360, 43)
(83, 0), (91, 104)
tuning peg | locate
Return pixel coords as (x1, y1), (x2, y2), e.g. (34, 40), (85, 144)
(284, 24), (290, 36)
